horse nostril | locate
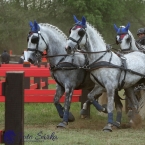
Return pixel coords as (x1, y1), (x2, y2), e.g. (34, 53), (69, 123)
(67, 46), (71, 50)
(65, 46), (71, 51)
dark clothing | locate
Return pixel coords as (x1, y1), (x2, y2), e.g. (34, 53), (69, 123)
(136, 36), (145, 45)
(1, 51), (10, 64)
(18, 56), (24, 64)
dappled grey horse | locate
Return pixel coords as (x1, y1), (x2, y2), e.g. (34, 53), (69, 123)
(26, 21), (110, 128)
(114, 23), (145, 120)
(82, 23), (144, 127)
(66, 16), (145, 131)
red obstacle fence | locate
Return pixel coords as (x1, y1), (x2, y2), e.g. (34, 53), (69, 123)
(0, 63), (82, 103)
(0, 63), (88, 144)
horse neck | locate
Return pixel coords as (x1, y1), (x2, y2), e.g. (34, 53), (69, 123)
(130, 32), (138, 51)
(86, 26), (107, 63)
(42, 27), (67, 66)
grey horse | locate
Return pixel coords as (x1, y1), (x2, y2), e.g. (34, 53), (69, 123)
(81, 23), (145, 128)
(66, 16), (145, 131)
(26, 21), (109, 128)
(114, 23), (145, 121)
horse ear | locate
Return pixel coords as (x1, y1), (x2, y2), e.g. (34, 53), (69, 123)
(82, 16), (86, 26)
(34, 20), (39, 31)
(29, 21), (33, 28)
(73, 15), (79, 23)
(114, 24), (118, 32)
(125, 22), (130, 31)
(34, 20), (38, 28)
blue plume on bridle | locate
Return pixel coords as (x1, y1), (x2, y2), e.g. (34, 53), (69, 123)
(29, 20), (40, 32)
(114, 23), (130, 34)
(73, 15), (87, 28)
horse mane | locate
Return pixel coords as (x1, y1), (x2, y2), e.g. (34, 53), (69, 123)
(39, 23), (68, 40)
(128, 30), (135, 40)
(86, 22), (106, 44)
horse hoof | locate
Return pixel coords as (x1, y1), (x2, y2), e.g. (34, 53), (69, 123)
(57, 122), (67, 128)
(68, 112), (75, 122)
(80, 109), (90, 119)
(80, 109), (88, 115)
(112, 121), (120, 129)
(103, 125), (112, 132)
(102, 104), (108, 113)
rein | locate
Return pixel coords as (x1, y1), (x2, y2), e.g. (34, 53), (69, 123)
(75, 49), (110, 54)
(41, 47), (112, 58)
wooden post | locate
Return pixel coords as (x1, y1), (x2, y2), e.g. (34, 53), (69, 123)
(23, 62), (30, 89)
(125, 99), (128, 113)
(41, 77), (48, 89)
(34, 77), (40, 89)
(5, 71), (24, 145)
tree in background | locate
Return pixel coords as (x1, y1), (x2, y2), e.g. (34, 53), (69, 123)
(0, 0), (145, 54)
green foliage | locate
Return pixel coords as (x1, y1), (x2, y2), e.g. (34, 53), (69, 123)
(0, 0), (145, 54)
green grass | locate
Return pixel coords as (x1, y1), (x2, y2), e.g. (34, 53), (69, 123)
(0, 102), (145, 145)
(48, 84), (56, 89)
(0, 88), (145, 145)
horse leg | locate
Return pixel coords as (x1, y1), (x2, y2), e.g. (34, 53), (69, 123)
(80, 92), (107, 118)
(54, 84), (75, 123)
(125, 87), (141, 127)
(103, 87), (115, 132)
(113, 91), (123, 128)
(87, 85), (106, 112)
(80, 100), (92, 118)
(54, 84), (65, 118)
(57, 87), (74, 128)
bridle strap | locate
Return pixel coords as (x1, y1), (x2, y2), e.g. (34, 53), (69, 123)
(68, 27), (87, 49)
(68, 37), (79, 44)
(27, 31), (49, 56)
(27, 48), (43, 56)
(119, 34), (132, 52)
(40, 33), (49, 52)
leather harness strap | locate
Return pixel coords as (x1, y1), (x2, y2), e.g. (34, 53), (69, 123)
(83, 60), (145, 90)
(118, 56), (127, 90)
(85, 61), (145, 78)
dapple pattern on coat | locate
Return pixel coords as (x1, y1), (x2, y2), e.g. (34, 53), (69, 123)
(66, 16), (145, 131)
(26, 21), (109, 128)
(114, 23), (145, 124)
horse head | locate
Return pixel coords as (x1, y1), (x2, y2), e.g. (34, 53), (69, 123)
(114, 23), (133, 51)
(27, 20), (48, 65)
(66, 15), (88, 54)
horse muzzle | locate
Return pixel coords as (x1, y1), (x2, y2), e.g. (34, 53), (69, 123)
(65, 46), (73, 54)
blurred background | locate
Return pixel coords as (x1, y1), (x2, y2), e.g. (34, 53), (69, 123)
(0, 0), (145, 54)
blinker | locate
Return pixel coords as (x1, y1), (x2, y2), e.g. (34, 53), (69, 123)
(31, 35), (39, 44)
(78, 28), (86, 37)
(70, 25), (86, 37)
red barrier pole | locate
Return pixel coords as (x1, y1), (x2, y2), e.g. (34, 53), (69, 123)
(9, 50), (12, 55)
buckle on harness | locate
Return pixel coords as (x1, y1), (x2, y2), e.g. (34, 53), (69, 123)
(120, 56), (126, 60)
(79, 65), (90, 69)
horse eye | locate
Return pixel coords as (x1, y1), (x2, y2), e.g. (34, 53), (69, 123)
(78, 29), (85, 37)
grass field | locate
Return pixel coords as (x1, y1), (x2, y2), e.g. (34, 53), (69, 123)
(0, 85), (145, 145)
(0, 100), (145, 145)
